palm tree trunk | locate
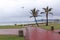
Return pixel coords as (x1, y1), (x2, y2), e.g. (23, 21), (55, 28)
(34, 17), (39, 27)
(46, 13), (48, 26)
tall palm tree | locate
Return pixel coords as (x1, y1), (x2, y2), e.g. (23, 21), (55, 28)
(30, 8), (39, 27)
(41, 6), (53, 26)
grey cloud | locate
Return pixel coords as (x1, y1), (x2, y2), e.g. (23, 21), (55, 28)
(0, 0), (60, 23)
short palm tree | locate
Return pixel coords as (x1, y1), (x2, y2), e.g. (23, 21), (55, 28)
(41, 6), (53, 26)
(30, 8), (40, 27)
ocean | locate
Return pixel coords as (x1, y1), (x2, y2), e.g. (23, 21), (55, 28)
(0, 19), (60, 26)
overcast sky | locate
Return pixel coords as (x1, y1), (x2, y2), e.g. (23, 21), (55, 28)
(0, 0), (60, 23)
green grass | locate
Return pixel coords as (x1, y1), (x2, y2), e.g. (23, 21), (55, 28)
(0, 22), (60, 30)
(0, 35), (24, 40)
(39, 22), (60, 30)
(0, 25), (24, 29)
(31, 22), (60, 30)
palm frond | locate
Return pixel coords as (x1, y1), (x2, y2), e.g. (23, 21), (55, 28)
(40, 12), (45, 14)
(49, 12), (53, 15)
(49, 8), (52, 11)
(31, 10), (33, 12)
(43, 8), (46, 10)
(30, 8), (39, 17)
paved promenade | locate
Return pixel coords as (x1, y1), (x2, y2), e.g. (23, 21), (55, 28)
(0, 28), (25, 35)
(25, 27), (60, 40)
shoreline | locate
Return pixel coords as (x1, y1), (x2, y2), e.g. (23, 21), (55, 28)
(0, 22), (44, 26)
(0, 21), (59, 26)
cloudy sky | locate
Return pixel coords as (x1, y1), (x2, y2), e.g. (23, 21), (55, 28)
(0, 0), (60, 23)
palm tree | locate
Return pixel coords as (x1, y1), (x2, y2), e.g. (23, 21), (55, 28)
(41, 6), (53, 26)
(30, 8), (40, 27)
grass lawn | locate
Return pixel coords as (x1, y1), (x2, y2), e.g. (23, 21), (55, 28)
(38, 22), (60, 30)
(0, 35), (24, 40)
(30, 22), (60, 30)
(0, 22), (60, 30)
(0, 25), (24, 29)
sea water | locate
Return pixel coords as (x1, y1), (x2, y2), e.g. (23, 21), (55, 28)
(0, 19), (59, 26)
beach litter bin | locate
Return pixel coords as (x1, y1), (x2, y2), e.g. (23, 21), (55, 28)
(18, 30), (23, 37)
(51, 26), (54, 31)
(58, 32), (60, 34)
